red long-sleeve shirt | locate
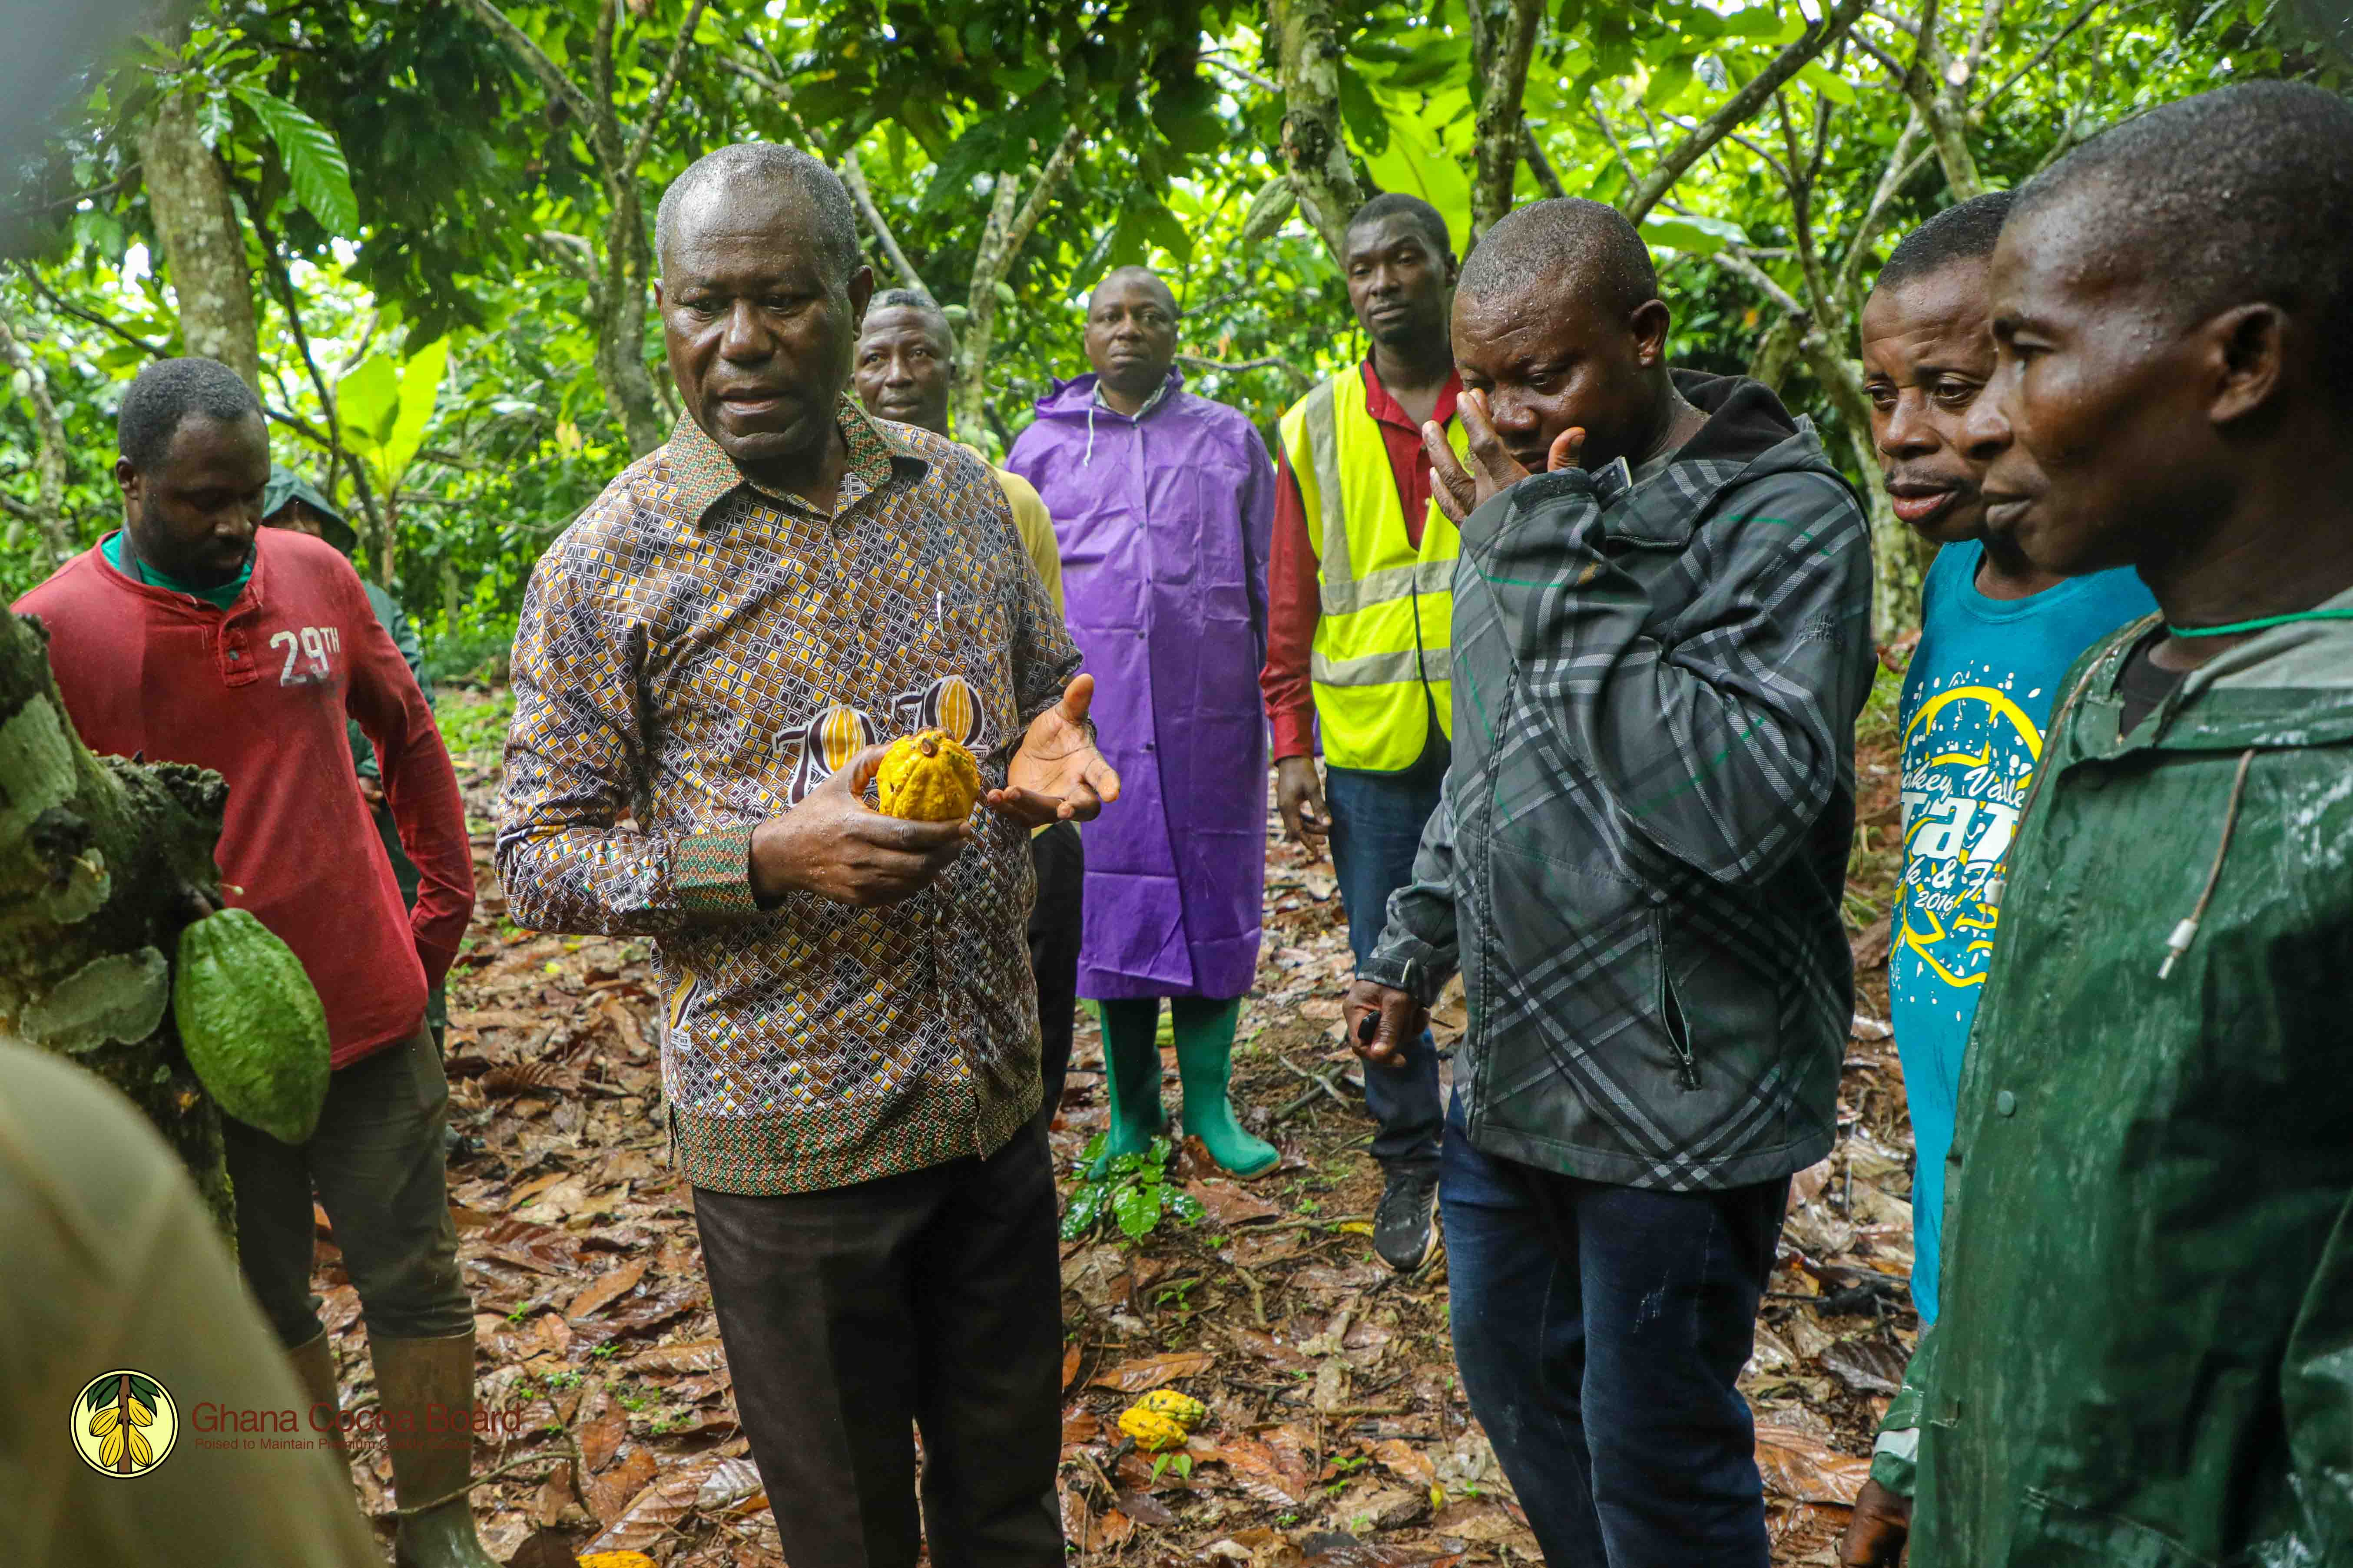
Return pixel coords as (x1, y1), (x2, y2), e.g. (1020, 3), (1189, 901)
(1260, 360), (1462, 762)
(19, 529), (473, 1069)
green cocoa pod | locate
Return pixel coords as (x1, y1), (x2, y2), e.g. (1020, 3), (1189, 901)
(172, 909), (331, 1145)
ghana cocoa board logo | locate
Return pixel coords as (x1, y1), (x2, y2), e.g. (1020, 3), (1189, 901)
(70, 1369), (177, 1478)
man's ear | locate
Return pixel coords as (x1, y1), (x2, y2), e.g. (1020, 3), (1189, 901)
(652, 278), (664, 313)
(1630, 298), (1674, 368)
(847, 265), (876, 324)
(115, 455), (139, 523)
(2205, 301), (2287, 428)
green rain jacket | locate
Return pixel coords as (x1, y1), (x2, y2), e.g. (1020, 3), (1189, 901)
(1911, 589), (2353, 1565)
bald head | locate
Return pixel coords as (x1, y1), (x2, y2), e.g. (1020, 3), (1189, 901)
(1450, 198), (1678, 475)
(1457, 198), (1658, 320)
(1085, 266), (1180, 412)
(656, 142), (861, 284)
(654, 143), (875, 486)
(1090, 265), (1177, 318)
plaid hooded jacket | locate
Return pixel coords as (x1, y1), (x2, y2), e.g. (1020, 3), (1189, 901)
(1362, 374), (1875, 1191)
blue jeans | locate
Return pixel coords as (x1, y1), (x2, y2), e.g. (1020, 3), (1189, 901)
(1326, 740), (1448, 1171)
(1443, 1096), (1788, 1567)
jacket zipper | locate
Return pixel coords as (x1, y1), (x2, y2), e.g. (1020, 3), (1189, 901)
(1657, 910), (1701, 1090)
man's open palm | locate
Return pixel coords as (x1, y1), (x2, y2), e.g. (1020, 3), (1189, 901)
(991, 674), (1122, 826)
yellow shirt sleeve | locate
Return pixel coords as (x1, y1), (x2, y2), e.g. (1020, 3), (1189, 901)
(990, 467), (1064, 617)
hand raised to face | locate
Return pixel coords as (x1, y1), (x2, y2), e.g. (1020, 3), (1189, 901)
(1421, 390), (1586, 525)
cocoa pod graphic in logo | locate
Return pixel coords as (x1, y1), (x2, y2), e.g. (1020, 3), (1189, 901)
(786, 703), (878, 804)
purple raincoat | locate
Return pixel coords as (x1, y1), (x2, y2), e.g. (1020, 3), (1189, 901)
(1007, 370), (1273, 1001)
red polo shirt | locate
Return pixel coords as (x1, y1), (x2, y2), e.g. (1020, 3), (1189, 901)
(18, 529), (473, 1069)
(1259, 359), (1462, 763)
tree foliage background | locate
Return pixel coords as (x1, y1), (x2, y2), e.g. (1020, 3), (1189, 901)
(0, 0), (2340, 651)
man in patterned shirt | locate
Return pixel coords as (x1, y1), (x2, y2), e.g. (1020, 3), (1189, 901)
(496, 143), (1117, 1568)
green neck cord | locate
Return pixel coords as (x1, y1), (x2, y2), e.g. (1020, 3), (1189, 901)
(2166, 607), (2353, 638)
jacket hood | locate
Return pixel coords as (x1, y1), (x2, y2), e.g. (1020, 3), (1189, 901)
(1028, 367), (1186, 421)
(1671, 370), (1803, 466)
(1592, 371), (1854, 548)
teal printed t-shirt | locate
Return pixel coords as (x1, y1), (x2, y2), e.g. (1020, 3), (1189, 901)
(1892, 539), (2155, 1321)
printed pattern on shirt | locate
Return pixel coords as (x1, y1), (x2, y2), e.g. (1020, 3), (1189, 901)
(495, 400), (1080, 1194)
(1894, 662), (2045, 1009)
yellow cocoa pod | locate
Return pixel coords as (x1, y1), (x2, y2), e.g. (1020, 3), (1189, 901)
(1117, 1405), (1192, 1452)
(1137, 1389), (1207, 1426)
(876, 728), (981, 822)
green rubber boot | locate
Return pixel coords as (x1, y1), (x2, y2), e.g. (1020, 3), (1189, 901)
(1090, 998), (1168, 1177)
(1172, 998), (1279, 1178)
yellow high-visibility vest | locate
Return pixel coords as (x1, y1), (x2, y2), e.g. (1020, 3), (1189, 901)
(1277, 370), (1465, 773)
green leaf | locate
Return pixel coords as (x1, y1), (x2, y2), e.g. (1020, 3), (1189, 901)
(1639, 211), (1749, 255)
(1795, 61), (1857, 105)
(1354, 96), (1471, 256)
(229, 86), (358, 234)
(1339, 70), (1389, 155)
(1645, 57), (1696, 109)
(1061, 1182), (1106, 1240)
(1112, 1181), (1164, 1239)
(385, 337), (449, 478)
(338, 337), (449, 495)
(338, 352), (401, 455)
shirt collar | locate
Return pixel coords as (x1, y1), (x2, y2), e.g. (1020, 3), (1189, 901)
(1361, 357), (1463, 432)
(1092, 375), (1175, 419)
(666, 395), (912, 527)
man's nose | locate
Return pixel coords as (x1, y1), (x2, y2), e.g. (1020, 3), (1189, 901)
(1879, 392), (1940, 459)
(719, 300), (771, 361)
(1959, 376), (2012, 461)
(1485, 389), (1539, 430)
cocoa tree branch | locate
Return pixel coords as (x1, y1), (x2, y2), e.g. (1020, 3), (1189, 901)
(999, 126), (1084, 264)
(1832, 109), (1932, 308)
(1587, 91), (1644, 191)
(243, 193), (388, 546)
(1175, 353), (1316, 396)
(1521, 128), (1566, 198)
(14, 264), (166, 358)
(1979, 0), (2114, 111)
(1701, 245), (1809, 321)
(1623, 0), (1868, 223)
(534, 230), (603, 291)
(620, 0), (711, 180)
(841, 150), (930, 297)
(1202, 51), (1279, 94)
(456, 0), (615, 169)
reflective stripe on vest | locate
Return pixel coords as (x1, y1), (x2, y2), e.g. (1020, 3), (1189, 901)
(1278, 371), (1464, 773)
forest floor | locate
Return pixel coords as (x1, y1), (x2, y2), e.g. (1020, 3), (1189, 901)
(325, 678), (1914, 1568)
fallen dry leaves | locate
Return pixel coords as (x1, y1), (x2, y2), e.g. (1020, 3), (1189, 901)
(303, 689), (1916, 1565)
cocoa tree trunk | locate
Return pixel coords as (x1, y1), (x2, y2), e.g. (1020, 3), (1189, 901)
(1466, 0), (1544, 233)
(138, 66), (261, 390)
(956, 130), (1081, 444)
(0, 608), (234, 1235)
(1269, 0), (1366, 262)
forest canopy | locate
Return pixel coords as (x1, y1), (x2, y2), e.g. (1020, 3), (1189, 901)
(1, 0), (2342, 648)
